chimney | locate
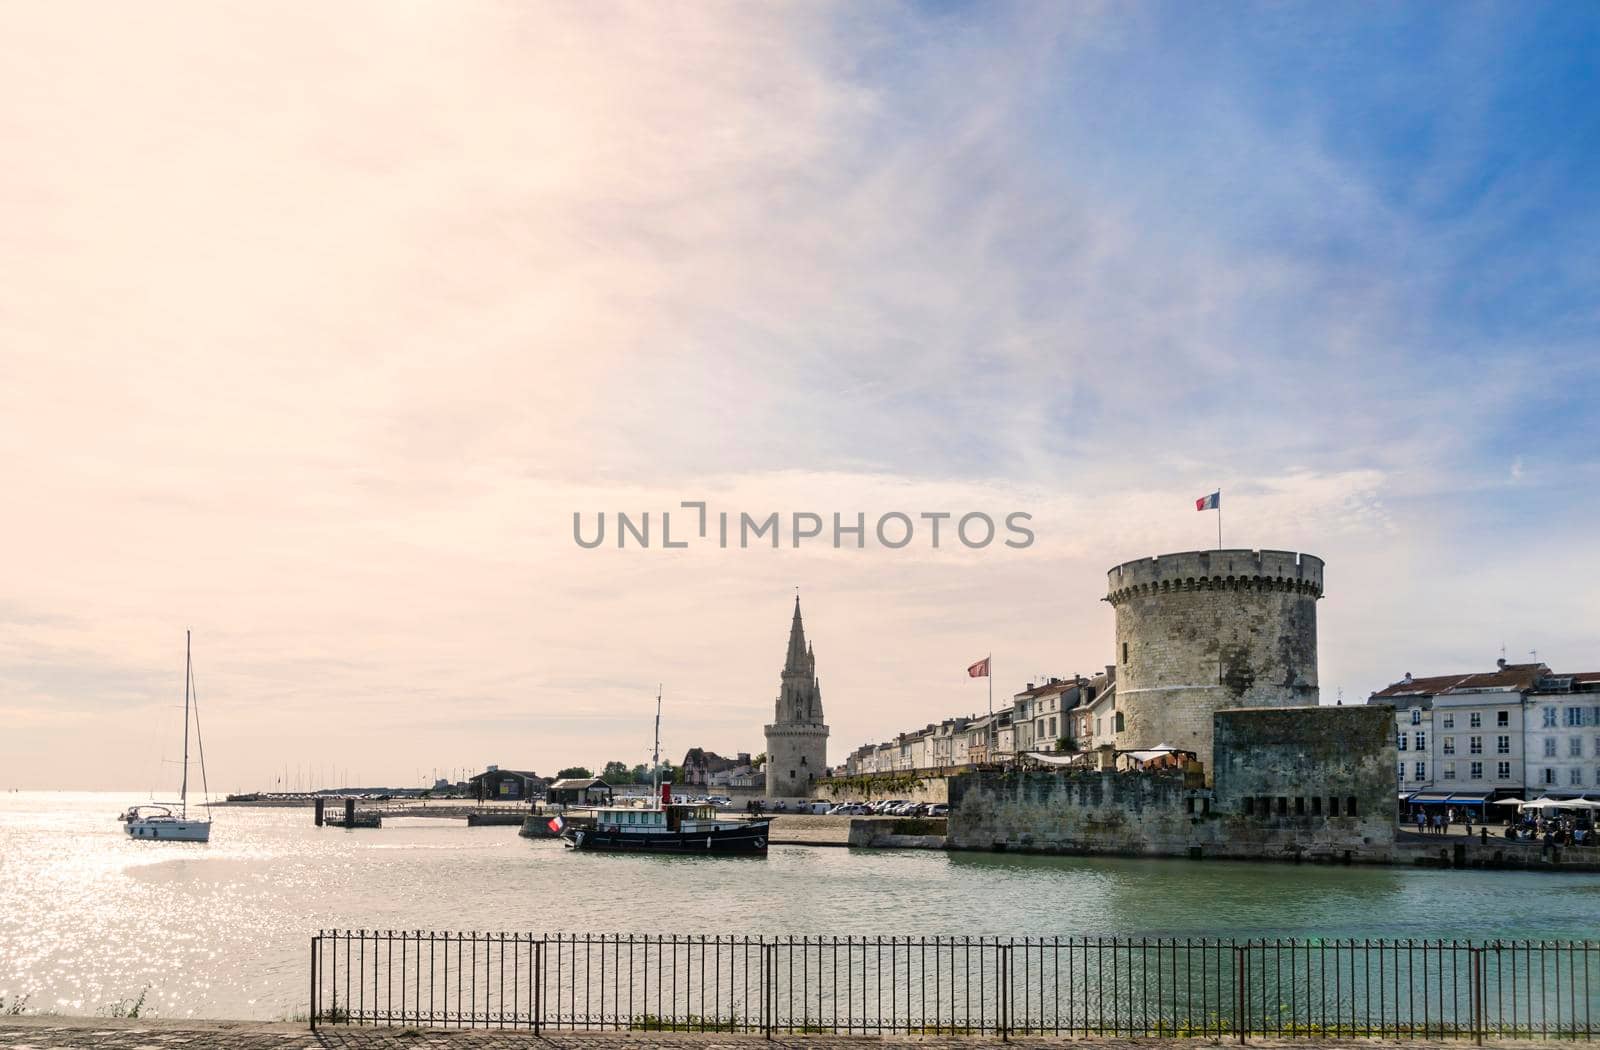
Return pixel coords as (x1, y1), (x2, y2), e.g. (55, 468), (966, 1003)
(1402, 672), (1413, 684)
(1496, 657), (1507, 669)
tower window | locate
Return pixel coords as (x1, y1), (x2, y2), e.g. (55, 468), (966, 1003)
(1122, 642), (1128, 664)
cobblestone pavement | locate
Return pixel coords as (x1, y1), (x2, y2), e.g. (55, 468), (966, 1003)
(0, 1018), (1568, 1050)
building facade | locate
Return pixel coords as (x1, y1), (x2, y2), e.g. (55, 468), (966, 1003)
(764, 598), (830, 795)
(1369, 661), (1600, 805)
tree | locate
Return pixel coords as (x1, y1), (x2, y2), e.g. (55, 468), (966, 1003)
(556, 766), (593, 780)
(600, 760), (633, 785)
(752, 752), (767, 769)
(630, 763), (651, 784)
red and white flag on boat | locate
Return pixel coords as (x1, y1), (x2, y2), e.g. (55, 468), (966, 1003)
(547, 815), (564, 833)
(967, 657), (990, 678)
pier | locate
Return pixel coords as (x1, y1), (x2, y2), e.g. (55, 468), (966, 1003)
(306, 797), (535, 828)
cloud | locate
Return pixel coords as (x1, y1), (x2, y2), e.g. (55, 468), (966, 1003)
(1, 3), (1596, 789)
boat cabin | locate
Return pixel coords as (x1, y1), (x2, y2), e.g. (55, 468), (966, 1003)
(593, 802), (722, 834)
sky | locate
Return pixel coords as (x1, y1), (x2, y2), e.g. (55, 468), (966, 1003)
(2, 2), (1597, 792)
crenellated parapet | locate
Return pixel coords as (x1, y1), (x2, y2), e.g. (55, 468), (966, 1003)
(1106, 549), (1323, 606)
(1106, 548), (1324, 777)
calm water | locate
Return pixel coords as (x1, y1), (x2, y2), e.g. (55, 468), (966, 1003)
(3, 792), (1599, 1021)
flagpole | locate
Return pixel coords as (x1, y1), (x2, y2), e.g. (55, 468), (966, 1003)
(1217, 491), (1222, 550)
(987, 652), (993, 716)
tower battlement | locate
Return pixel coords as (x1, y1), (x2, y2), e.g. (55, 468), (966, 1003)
(1106, 548), (1324, 772)
(1107, 549), (1323, 605)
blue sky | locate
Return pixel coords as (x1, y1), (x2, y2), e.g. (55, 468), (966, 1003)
(0, 2), (1596, 789)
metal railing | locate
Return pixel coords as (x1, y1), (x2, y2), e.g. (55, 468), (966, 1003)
(310, 931), (1598, 1040)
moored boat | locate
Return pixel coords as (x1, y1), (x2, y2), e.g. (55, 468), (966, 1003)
(567, 783), (770, 854)
(561, 688), (769, 855)
(123, 630), (213, 843)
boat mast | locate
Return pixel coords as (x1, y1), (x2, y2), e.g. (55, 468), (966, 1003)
(650, 686), (662, 806)
(181, 629), (191, 820)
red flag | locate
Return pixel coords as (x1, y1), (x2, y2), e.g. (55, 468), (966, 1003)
(967, 657), (990, 678)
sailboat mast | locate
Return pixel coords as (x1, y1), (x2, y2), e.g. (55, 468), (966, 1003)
(181, 629), (192, 820)
(650, 686), (662, 803)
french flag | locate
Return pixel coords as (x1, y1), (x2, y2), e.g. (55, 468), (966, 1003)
(1195, 491), (1220, 511)
(547, 815), (565, 833)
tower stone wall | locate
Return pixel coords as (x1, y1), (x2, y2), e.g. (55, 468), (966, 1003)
(765, 598), (829, 796)
(1106, 549), (1323, 764)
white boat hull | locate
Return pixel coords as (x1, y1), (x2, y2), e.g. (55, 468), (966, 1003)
(126, 819), (211, 842)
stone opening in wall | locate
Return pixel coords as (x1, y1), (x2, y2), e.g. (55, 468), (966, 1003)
(1347, 796), (1358, 816)
(1114, 712), (1125, 733)
(1186, 797), (1194, 814)
(1122, 642), (1128, 664)
(1329, 797), (1340, 816)
(1277, 797), (1288, 816)
(1203, 798), (1211, 816)
(1259, 796), (1272, 820)
(1243, 797), (1253, 816)
(1295, 797), (1306, 816)
(1312, 797), (1322, 816)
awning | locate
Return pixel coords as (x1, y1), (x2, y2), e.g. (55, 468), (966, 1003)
(1022, 751), (1091, 767)
(1410, 792), (1491, 804)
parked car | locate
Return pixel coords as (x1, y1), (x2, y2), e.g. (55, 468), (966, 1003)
(926, 804), (948, 817)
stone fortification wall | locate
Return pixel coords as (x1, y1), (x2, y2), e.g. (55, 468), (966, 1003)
(948, 769), (1206, 856)
(1212, 705), (1396, 848)
(1107, 549), (1323, 763)
(814, 773), (950, 804)
(948, 706), (1397, 864)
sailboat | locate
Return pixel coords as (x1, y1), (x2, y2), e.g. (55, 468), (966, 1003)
(121, 630), (212, 842)
(562, 689), (770, 855)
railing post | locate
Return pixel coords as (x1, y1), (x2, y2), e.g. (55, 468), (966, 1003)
(764, 942), (775, 1040)
(1470, 945), (1483, 1046)
(992, 941), (1004, 1043)
(532, 937), (542, 1036)
(309, 935), (319, 1031)
(1235, 944), (1247, 1045)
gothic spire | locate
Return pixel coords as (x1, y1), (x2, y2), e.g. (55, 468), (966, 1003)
(785, 595), (808, 672)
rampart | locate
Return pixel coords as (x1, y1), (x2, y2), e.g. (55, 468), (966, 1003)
(947, 706), (1398, 864)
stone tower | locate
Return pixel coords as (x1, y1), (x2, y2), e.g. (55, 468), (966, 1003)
(764, 597), (829, 797)
(1105, 548), (1323, 766)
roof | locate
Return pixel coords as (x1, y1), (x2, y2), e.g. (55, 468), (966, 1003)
(680, 748), (740, 772)
(1369, 663), (1548, 700)
(548, 777), (610, 790)
(1012, 678), (1080, 700)
(469, 768), (540, 780)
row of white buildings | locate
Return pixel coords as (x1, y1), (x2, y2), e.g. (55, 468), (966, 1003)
(840, 667), (1122, 776)
(1370, 660), (1600, 807)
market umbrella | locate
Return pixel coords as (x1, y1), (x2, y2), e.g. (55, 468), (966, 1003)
(1490, 797), (1525, 806)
